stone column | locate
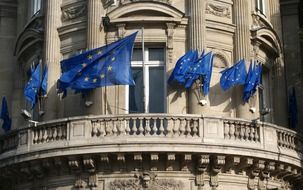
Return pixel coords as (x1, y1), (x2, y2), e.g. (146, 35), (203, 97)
(44, 0), (62, 120)
(233, 0), (252, 119)
(85, 0), (105, 115)
(269, 0), (282, 38)
(188, 0), (208, 114)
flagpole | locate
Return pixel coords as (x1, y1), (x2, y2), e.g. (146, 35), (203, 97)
(142, 27), (148, 113)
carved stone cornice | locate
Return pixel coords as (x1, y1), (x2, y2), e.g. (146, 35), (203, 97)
(61, 2), (87, 22)
(206, 3), (231, 18)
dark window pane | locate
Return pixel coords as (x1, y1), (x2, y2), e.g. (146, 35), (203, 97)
(149, 48), (164, 61)
(129, 67), (144, 113)
(149, 67), (164, 113)
(132, 48), (143, 61)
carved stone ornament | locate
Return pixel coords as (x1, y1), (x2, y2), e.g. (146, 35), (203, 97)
(109, 172), (184, 190)
(62, 3), (87, 21)
(206, 3), (231, 18)
(120, 0), (172, 5)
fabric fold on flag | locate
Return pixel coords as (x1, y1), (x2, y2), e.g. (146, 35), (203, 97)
(1, 97), (11, 132)
(243, 62), (262, 102)
(220, 59), (247, 91)
(184, 52), (213, 95)
(57, 32), (138, 97)
(167, 50), (198, 85)
(24, 62), (42, 108)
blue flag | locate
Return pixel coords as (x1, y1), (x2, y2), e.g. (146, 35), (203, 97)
(41, 65), (48, 96)
(220, 59), (247, 91)
(184, 52), (213, 95)
(243, 62), (262, 102)
(1, 97), (11, 132)
(288, 87), (297, 128)
(168, 50), (198, 85)
(57, 32), (137, 96)
(24, 63), (42, 108)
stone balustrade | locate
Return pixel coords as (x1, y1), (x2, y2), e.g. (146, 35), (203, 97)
(0, 114), (302, 169)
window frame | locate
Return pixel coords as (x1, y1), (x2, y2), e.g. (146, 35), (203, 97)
(125, 47), (166, 114)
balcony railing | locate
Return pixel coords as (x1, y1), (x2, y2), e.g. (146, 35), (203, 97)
(0, 114), (302, 167)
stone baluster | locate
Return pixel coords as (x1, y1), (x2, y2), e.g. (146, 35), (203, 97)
(166, 117), (173, 137)
(125, 118), (131, 135)
(229, 122), (235, 140)
(185, 119), (191, 137)
(224, 122), (230, 139)
(234, 0), (253, 120)
(92, 122), (98, 137)
(44, 0), (62, 120)
(173, 119), (179, 137)
(145, 117), (151, 136)
(85, 0), (106, 115)
(132, 118), (138, 135)
(151, 117), (158, 135)
(159, 117), (165, 136)
(188, 0), (209, 114)
(138, 117), (144, 136)
(192, 119), (199, 137)
(112, 119), (118, 136)
(179, 119), (186, 136)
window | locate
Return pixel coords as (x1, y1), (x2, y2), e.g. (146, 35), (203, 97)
(29, 0), (41, 18)
(255, 0), (266, 15)
(127, 47), (166, 113)
(258, 67), (272, 122)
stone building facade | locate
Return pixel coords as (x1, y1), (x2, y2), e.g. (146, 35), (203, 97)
(0, 0), (302, 189)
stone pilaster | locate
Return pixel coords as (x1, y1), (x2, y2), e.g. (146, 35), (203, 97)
(43, 0), (62, 120)
(233, 0), (252, 119)
(269, 0), (282, 38)
(85, 0), (105, 115)
(188, 0), (208, 114)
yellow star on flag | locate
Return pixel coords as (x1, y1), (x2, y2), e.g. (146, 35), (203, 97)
(111, 57), (116, 61)
(87, 54), (93, 60)
(97, 50), (102, 55)
(108, 65), (112, 71)
(100, 74), (105, 79)
(82, 63), (87, 68)
(93, 78), (97, 83)
(84, 77), (89, 82)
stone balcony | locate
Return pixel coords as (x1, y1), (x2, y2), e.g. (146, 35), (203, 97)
(0, 114), (302, 189)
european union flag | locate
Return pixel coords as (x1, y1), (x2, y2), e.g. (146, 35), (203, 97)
(24, 62), (42, 108)
(288, 87), (297, 128)
(57, 32), (137, 96)
(1, 97), (11, 132)
(167, 50), (198, 85)
(184, 52), (213, 95)
(243, 62), (262, 102)
(41, 65), (48, 96)
(220, 59), (247, 91)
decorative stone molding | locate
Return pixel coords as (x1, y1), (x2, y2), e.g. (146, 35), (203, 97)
(109, 172), (184, 190)
(206, 3), (231, 18)
(117, 24), (126, 39)
(120, 0), (172, 5)
(213, 52), (229, 68)
(61, 3), (87, 21)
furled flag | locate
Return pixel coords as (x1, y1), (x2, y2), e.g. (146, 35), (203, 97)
(167, 50), (198, 85)
(57, 32), (138, 97)
(1, 97), (11, 132)
(184, 52), (214, 95)
(41, 65), (48, 96)
(220, 59), (247, 91)
(243, 62), (262, 102)
(288, 87), (297, 129)
(24, 62), (42, 108)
